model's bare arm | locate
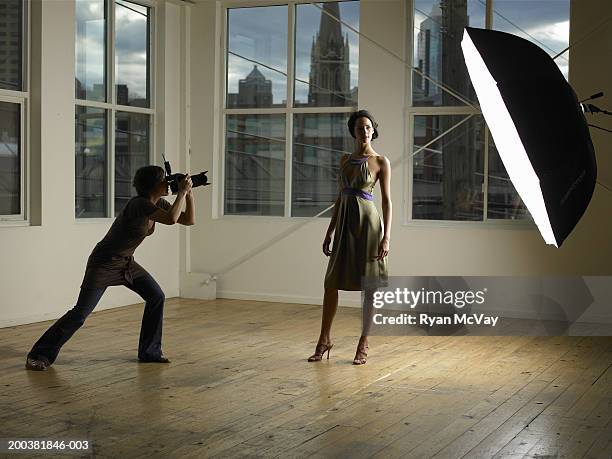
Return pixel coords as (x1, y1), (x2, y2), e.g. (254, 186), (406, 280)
(377, 156), (392, 260)
(323, 154), (348, 256)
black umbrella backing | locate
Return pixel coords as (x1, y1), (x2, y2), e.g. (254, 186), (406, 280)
(461, 26), (596, 248)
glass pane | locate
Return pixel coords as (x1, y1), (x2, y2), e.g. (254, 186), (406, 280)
(492, 0), (570, 79)
(292, 113), (353, 216)
(226, 6), (287, 108)
(294, 1), (359, 108)
(75, 0), (106, 101)
(225, 114), (285, 216)
(412, 0), (484, 107)
(76, 106), (107, 218)
(412, 115), (485, 220)
(0, 101), (20, 214)
(115, 0), (150, 107)
(115, 111), (149, 214)
(0, 0), (23, 91)
(487, 133), (532, 221)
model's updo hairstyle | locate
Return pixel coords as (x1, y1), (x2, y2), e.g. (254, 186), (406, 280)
(133, 165), (165, 197)
(347, 109), (379, 140)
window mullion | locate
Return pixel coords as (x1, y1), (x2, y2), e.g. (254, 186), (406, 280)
(108, 108), (115, 217)
(108, 0), (115, 217)
(20, 100), (26, 220)
(407, 111), (414, 223)
(149, 2), (155, 168)
(109, 0), (115, 106)
(406, 0), (414, 108)
(220, 6), (228, 217)
(285, 2), (296, 217)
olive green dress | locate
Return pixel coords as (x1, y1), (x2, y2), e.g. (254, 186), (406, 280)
(324, 155), (388, 291)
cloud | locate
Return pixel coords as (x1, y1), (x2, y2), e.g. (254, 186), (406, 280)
(526, 20), (569, 47)
(75, 0), (104, 22)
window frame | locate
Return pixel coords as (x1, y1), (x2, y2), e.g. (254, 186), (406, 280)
(0, 0), (30, 223)
(404, 0), (568, 228)
(75, 0), (156, 221)
(219, 0), (359, 220)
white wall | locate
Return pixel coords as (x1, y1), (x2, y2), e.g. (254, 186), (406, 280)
(0, 0), (185, 328)
(186, 0), (612, 320)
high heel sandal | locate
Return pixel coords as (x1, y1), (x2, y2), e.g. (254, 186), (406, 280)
(307, 342), (333, 362)
(353, 341), (369, 365)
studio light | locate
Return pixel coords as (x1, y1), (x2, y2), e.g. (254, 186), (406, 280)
(461, 27), (597, 248)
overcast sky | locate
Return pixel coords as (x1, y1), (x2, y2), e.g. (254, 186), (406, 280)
(75, 0), (570, 106)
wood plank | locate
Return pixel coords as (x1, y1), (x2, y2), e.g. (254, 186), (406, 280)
(0, 298), (610, 458)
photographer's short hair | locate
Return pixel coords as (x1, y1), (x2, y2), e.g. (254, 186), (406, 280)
(133, 165), (165, 197)
(347, 109), (379, 140)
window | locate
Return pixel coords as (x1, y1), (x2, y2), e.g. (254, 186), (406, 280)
(410, 0), (569, 222)
(75, 0), (153, 218)
(223, 1), (359, 217)
(0, 0), (26, 220)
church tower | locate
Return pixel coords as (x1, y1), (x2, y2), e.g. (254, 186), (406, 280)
(308, 3), (351, 106)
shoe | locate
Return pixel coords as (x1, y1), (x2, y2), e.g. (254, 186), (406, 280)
(25, 357), (50, 371)
(307, 342), (333, 362)
(138, 354), (170, 363)
(353, 340), (368, 365)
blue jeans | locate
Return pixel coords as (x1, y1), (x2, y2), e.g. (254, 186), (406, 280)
(28, 271), (165, 364)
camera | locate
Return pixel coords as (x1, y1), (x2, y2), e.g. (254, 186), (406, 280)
(163, 157), (210, 194)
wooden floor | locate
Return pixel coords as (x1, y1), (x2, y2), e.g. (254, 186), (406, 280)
(1, 298), (611, 459)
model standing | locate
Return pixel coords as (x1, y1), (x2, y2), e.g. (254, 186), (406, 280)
(308, 110), (391, 365)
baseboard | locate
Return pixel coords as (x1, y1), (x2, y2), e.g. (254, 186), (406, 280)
(0, 291), (181, 329)
(216, 289), (362, 307)
(0, 302), (132, 329)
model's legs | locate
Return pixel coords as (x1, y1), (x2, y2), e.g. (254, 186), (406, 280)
(318, 288), (338, 345)
(354, 288), (376, 365)
(27, 288), (106, 365)
(308, 288), (338, 361)
(126, 271), (165, 360)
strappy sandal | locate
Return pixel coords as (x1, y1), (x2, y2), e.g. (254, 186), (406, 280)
(353, 340), (369, 365)
(307, 342), (333, 362)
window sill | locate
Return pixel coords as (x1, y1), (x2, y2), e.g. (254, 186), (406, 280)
(0, 219), (30, 227)
(216, 214), (331, 222)
(403, 219), (536, 230)
(75, 218), (115, 224)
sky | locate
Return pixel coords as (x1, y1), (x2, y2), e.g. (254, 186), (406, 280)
(74, 0), (571, 107)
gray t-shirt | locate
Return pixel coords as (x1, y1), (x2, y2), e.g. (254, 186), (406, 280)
(81, 196), (172, 289)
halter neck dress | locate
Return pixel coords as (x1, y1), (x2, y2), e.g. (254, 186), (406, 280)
(324, 155), (388, 291)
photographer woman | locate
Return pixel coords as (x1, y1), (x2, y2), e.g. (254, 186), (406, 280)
(25, 166), (195, 370)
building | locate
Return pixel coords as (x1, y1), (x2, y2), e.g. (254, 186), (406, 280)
(308, 2), (352, 107)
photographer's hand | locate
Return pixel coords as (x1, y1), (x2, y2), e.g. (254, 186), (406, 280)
(149, 174), (193, 225)
(179, 174), (193, 195)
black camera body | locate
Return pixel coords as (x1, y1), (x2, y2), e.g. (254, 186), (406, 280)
(163, 158), (210, 194)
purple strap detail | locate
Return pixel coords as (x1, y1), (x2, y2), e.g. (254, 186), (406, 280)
(342, 187), (374, 201)
(348, 156), (370, 165)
